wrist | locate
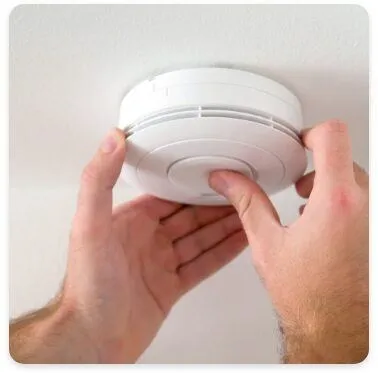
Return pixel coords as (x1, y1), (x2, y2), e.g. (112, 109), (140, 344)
(10, 297), (99, 363)
(279, 304), (368, 364)
(59, 295), (137, 363)
(41, 298), (101, 363)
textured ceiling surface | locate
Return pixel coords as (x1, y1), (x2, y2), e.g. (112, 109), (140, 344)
(10, 4), (369, 188)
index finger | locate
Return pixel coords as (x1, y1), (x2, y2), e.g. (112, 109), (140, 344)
(302, 120), (355, 186)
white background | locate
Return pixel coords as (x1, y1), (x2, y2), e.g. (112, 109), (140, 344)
(4, 1), (374, 368)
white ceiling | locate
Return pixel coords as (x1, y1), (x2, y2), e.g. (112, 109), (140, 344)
(10, 4), (369, 188)
(9, 4), (369, 363)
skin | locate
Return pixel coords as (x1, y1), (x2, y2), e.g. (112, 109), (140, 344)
(209, 119), (369, 363)
(9, 120), (369, 364)
(9, 128), (247, 363)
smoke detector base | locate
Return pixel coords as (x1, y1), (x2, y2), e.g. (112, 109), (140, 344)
(118, 68), (307, 205)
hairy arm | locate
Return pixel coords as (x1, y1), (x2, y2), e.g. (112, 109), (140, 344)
(9, 298), (98, 363)
(280, 301), (369, 363)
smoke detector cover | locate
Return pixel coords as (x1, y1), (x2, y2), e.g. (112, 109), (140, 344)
(118, 68), (307, 205)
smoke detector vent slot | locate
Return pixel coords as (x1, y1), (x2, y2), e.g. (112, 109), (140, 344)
(125, 105), (299, 142)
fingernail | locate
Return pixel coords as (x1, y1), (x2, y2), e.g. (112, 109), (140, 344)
(209, 172), (230, 195)
(101, 130), (119, 154)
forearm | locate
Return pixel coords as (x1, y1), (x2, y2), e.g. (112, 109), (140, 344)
(9, 298), (99, 363)
(280, 303), (369, 363)
(282, 328), (368, 364)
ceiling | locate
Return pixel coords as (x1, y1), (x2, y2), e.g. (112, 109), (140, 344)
(10, 4), (369, 189)
(9, 4), (369, 363)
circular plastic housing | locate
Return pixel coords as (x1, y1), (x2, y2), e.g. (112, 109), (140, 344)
(118, 68), (307, 205)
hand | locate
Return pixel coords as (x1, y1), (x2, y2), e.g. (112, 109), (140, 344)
(59, 129), (247, 362)
(209, 120), (369, 363)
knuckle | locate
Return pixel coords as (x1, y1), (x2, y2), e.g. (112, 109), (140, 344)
(318, 119), (349, 136)
(235, 193), (253, 221)
(80, 163), (99, 185)
(329, 184), (360, 213)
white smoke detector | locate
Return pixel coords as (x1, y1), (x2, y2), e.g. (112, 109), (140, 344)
(118, 68), (307, 205)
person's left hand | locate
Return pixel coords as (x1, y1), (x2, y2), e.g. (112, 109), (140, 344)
(61, 129), (247, 362)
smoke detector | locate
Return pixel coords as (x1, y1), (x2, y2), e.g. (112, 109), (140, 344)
(118, 68), (307, 205)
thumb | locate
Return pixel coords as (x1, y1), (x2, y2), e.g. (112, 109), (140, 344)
(209, 171), (282, 244)
(74, 128), (126, 239)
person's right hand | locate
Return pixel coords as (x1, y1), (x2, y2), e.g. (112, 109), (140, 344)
(209, 120), (369, 363)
